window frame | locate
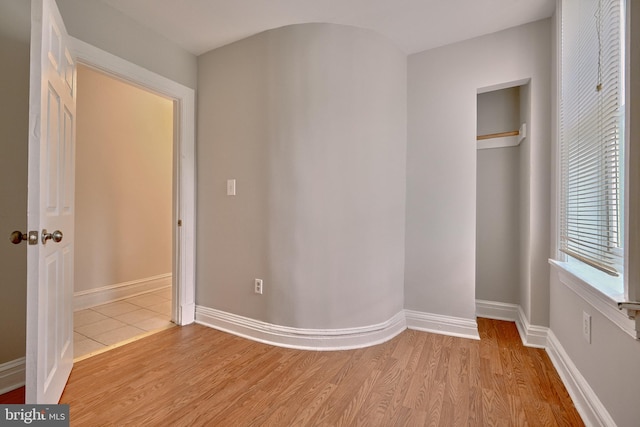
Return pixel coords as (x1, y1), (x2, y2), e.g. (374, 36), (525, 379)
(552, 0), (640, 339)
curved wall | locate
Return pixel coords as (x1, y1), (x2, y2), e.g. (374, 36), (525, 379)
(197, 23), (406, 331)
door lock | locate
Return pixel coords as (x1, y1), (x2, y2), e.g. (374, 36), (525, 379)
(9, 230), (39, 245)
(41, 229), (63, 244)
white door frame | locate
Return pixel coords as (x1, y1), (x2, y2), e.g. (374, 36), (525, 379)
(69, 37), (196, 325)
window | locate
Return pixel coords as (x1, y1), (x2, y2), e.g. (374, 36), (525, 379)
(559, 0), (626, 290)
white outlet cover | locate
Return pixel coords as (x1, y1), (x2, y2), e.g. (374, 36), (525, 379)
(582, 312), (591, 344)
(227, 179), (236, 196)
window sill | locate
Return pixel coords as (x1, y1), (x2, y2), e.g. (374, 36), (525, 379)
(549, 259), (639, 339)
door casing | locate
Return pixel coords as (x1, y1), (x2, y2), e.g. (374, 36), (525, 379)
(70, 38), (196, 326)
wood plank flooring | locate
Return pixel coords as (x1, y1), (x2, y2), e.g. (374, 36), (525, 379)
(57, 318), (582, 426)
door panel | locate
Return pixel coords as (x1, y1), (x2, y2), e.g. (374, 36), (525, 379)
(26, 0), (76, 404)
(46, 87), (60, 210)
(63, 109), (74, 212)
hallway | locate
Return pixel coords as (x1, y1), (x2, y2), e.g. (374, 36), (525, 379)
(73, 288), (173, 359)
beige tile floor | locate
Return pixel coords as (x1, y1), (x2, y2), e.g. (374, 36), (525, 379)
(73, 287), (173, 359)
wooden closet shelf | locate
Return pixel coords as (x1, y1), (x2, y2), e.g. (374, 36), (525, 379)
(477, 130), (520, 141)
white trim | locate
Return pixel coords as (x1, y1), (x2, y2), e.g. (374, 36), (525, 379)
(0, 357), (25, 395)
(550, 260), (639, 339)
(195, 306), (407, 351)
(405, 310), (480, 340)
(518, 123), (527, 142)
(179, 303), (196, 326)
(477, 300), (615, 424)
(477, 135), (520, 150)
(546, 330), (616, 427)
(73, 274), (171, 311)
(624, 0), (640, 308)
(476, 299), (519, 321)
(69, 38), (196, 326)
(515, 306), (549, 348)
(477, 78), (531, 94)
(476, 300), (548, 348)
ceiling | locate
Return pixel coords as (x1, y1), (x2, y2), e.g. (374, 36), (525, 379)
(100, 0), (555, 56)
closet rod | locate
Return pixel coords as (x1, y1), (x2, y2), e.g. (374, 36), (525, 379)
(477, 130), (519, 141)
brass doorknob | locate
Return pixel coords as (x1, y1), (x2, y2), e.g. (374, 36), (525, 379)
(10, 230), (38, 245)
(10, 231), (27, 244)
(42, 229), (63, 244)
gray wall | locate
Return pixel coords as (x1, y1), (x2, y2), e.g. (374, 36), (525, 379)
(0, 1), (30, 365)
(477, 87), (520, 136)
(56, 0), (197, 89)
(476, 146), (520, 304)
(549, 275), (640, 426)
(406, 19), (551, 323)
(197, 23), (407, 329)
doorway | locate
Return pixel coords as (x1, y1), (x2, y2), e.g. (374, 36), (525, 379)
(0, 30), (195, 402)
(72, 64), (175, 359)
(72, 39), (197, 330)
(475, 83), (530, 306)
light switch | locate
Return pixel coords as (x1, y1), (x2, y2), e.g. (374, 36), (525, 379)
(227, 179), (236, 196)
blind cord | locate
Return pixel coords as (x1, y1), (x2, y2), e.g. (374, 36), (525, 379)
(596, 0), (603, 92)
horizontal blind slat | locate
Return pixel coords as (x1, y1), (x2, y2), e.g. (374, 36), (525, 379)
(559, 0), (624, 276)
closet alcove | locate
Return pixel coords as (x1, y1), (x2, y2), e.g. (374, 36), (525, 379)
(476, 83), (529, 305)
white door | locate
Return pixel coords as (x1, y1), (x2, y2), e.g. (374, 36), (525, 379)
(25, 0), (76, 403)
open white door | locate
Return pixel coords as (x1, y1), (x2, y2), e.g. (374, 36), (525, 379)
(25, 0), (76, 403)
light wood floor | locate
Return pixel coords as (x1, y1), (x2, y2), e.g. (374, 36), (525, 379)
(59, 318), (583, 426)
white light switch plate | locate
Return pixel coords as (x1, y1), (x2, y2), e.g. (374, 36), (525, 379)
(227, 179), (236, 196)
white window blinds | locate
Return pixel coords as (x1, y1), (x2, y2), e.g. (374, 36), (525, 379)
(560, 0), (625, 276)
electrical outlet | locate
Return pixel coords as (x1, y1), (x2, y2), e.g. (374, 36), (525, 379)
(254, 279), (263, 294)
(582, 311), (591, 344)
(227, 179), (236, 196)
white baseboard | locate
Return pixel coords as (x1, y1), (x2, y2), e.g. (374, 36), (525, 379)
(0, 357), (25, 395)
(477, 300), (613, 424)
(476, 299), (519, 321)
(405, 309), (481, 340)
(546, 331), (615, 427)
(515, 306), (548, 348)
(194, 300), (610, 425)
(177, 302), (195, 326)
(74, 273), (172, 311)
(195, 306), (407, 351)
(476, 300), (548, 348)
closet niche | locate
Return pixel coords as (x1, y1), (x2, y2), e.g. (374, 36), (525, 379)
(475, 84), (529, 305)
